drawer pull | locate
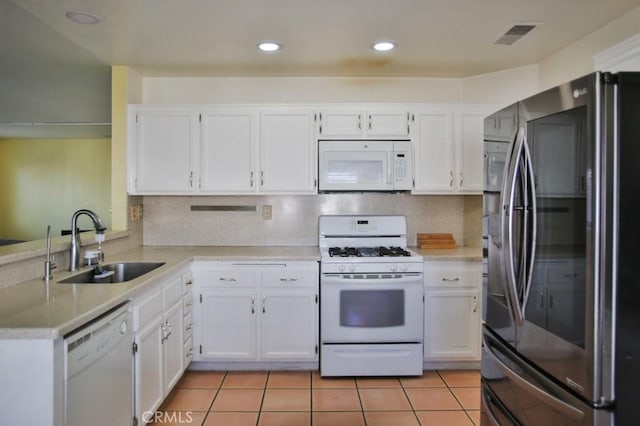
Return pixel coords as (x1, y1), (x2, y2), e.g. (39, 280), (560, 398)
(442, 277), (460, 282)
(280, 278), (298, 282)
(219, 277), (237, 282)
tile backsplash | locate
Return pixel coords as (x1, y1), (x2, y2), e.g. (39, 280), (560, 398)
(143, 194), (482, 247)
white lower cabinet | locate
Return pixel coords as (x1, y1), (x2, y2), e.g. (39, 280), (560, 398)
(133, 268), (190, 425)
(193, 261), (319, 364)
(423, 261), (482, 361)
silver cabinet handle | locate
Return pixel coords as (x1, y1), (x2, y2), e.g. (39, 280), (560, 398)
(473, 295), (477, 313)
(279, 277), (298, 282)
(260, 171), (264, 187)
(250, 171), (254, 187)
(186, 324), (193, 331)
(442, 277), (460, 282)
(459, 171), (464, 187)
(219, 277), (237, 282)
(367, 114), (372, 130)
(449, 171), (454, 187)
(358, 114), (362, 130)
(262, 296), (266, 313)
(251, 296), (255, 314)
(189, 171), (194, 188)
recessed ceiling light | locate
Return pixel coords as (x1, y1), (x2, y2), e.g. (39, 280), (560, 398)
(371, 41), (396, 52)
(65, 11), (102, 25)
(257, 42), (282, 52)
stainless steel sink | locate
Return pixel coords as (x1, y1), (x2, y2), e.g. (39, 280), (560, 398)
(58, 262), (166, 284)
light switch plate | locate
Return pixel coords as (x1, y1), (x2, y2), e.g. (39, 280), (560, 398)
(262, 205), (272, 220)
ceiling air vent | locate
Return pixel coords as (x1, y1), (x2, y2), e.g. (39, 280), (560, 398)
(494, 24), (537, 45)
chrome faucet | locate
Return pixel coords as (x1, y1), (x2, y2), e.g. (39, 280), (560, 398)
(69, 209), (106, 272)
(44, 225), (57, 280)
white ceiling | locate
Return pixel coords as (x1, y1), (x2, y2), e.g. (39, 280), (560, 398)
(2, 0), (639, 138)
(9, 0), (640, 78)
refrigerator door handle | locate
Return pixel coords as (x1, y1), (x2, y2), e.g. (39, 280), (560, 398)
(501, 127), (526, 325)
(521, 131), (537, 313)
(483, 333), (585, 421)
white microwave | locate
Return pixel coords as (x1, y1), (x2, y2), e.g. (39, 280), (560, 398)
(318, 140), (412, 192)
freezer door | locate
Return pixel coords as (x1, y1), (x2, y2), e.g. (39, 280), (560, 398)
(481, 326), (611, 426)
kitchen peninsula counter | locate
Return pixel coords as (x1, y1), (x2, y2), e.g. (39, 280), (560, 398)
(0, 245), (320, 340)
(0, 244), (479, 339)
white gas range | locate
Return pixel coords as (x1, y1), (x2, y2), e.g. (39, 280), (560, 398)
(318, 215), (424, 377)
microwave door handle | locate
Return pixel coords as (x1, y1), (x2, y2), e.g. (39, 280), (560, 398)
(387, 153), (393, 185)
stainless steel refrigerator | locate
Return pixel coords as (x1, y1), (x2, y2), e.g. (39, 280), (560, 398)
(481, 71), (640, 425)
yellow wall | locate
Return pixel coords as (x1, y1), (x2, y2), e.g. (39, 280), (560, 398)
(0, 138), (111, 241)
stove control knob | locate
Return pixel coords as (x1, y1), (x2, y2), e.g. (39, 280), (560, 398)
(389, 265), (398, 272)
(348, 264), (357, 273)
(337, 264), (346, 273)
(400, 264), (409, 272)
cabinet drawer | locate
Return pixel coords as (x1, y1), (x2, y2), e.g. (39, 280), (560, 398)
(134, 291), (163, 330)
(182, 272), (194, 292)
(261, 268), (318, 288)
(183, 310), (193, 341)
(184, 337), (193, 367)
(424, 261), (481, 288)
(547, 262), (584, 284)
(199, 268), (257, 288)
(163, 277), (183, 306)
(183, 292), (193, 315)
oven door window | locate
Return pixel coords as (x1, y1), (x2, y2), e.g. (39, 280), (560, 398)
(340, 289), (405, 327)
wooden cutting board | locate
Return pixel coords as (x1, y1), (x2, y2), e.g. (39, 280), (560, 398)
(417, 233), (457, 249)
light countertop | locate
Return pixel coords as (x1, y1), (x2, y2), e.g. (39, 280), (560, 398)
(0, 245), (479, 340)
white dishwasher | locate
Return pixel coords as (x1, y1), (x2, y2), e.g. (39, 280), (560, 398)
(64, 302), (133, 426)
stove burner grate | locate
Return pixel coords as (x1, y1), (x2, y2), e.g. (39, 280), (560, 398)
(328, 246), (412, 258)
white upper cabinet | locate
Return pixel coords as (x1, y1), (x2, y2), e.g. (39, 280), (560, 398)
(200, 108), (258, 193)
(130, 108), (199, 194)
(318, 108), (411, 139)
(413, 107), (456, 192)
(413, 105), (494, 194)
(129, 105), (317, 195)
(259, 108), (318, 193)
(455, 107), (492, 193)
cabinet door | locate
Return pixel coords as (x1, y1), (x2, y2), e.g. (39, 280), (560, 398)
(259, 290), (318, 360)
(424, 289), (480, 360)
(199, 290), (257, 360)
(259, 110), (317, 193)
(133, 109), (199, 193)
(200, 109), (258, 193)
(366, 110), (411, 137)
(413, 109), (455, 192)
(163, 300), (184, 393)
(318, 110), (364, 138)
(134, 315), (164, 420)
(455, 110), (486, 193)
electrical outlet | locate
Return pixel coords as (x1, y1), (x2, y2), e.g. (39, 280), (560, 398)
(262, 204), (272, 220)
(129, 204), (144, 221)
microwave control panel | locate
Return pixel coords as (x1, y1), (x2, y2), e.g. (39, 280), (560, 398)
(393, 141), (412, 189)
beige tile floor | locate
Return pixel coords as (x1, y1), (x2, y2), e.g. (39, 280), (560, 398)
(151, 369), (481, 426)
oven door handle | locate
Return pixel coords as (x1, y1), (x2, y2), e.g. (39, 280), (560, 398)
(322, 275), (422, 285)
